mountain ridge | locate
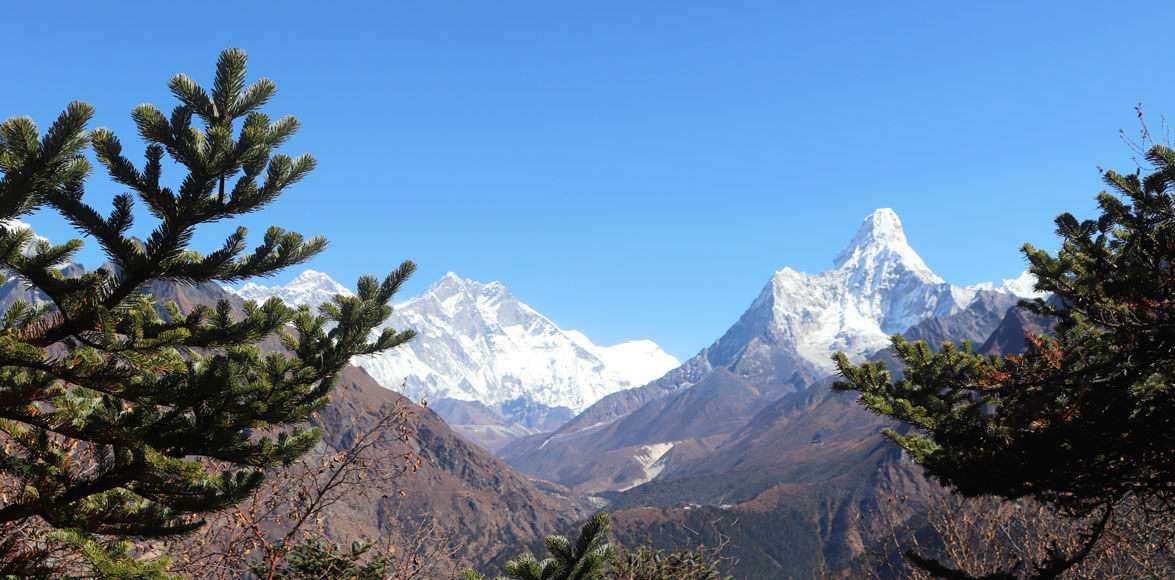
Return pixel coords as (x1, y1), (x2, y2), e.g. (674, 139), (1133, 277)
(227, 270), (679, 414)
(502, 208), (1038, 495)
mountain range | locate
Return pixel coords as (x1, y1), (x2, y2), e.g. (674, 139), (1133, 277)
(500, 209), (1033, 489)
(1, 210), (1049, 577)
(229, 269), (679, 450)
(491, 208), (1043, 576)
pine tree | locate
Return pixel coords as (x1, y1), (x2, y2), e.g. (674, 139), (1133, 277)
(463, 512), (614, 580)
(0, 48), (414, 572)
(833, 144), (1175, 576)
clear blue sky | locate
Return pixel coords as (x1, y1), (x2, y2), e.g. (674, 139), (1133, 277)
(4, 2), (1174, 359)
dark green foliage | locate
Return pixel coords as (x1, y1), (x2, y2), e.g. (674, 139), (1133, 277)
(52, 529), (171, 580)
(464, 512), (615, 580)
(260, 537), (390, 580)
(0, 48), (414, 572)
(462, 511), (730, 580)
(833, 143), (1175, 575)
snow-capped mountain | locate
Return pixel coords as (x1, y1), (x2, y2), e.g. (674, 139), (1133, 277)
(678, 207), (988, 382)
(564, 331), (679, 389)
(0, 220), (84, 312)
(0, 220), (51, 258)
(502, 208), (1035, 492)
(232, 270), (353, 310)
(227, 271), (679, 413)
(970, 269), (1048, 299)
(751, 207), (978, 370)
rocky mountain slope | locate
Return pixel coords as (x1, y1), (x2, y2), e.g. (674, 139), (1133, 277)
(312, 365), (590, 571)
(604, 288), (1055, 577)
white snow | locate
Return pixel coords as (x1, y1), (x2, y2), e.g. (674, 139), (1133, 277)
(229, 269), (353, 311)
(566, 331), (680, 388)
(999, 270), (1048, 299)
(0, 220), (52, 258)
(229, 271), (679, 413)
(743, 208), (1030, 371)
(618, 442), (676, 491)
(221, 208), (1039, 414)
(968, 269), (1049, 299)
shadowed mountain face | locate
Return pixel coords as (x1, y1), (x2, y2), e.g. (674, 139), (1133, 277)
(980, 296), (1059, 355)
(312, 366), (590, 570)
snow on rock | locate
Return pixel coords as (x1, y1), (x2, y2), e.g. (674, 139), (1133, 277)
(0, 221), (59, 309)
(967, 269), (1049, 300)
(618, 442), (676, 491)
(0, 220), (52, 258)
(228, 271), (679, 413)
(229, 270), (353, 311)
(743, 208), (1000, 370)
(999, 269), (1049, 299)
(566, 331), (681, 389)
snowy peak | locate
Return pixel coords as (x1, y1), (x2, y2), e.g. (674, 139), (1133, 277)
(418, 272), (511, 305)
(228, 270), (679, 414)
(837, 208), (908, 257)
(833, 208), (942, 284)
(1000, 270), (1046, 299)
(227, 269), (351, 311)
(363, 272), (678, 411)
(565, 332), (682, 389)
(970, 269), (1049, 300)
(1, 220), (52, 258)
(705, 209), (975, 376)
(288, 270), (353, 296)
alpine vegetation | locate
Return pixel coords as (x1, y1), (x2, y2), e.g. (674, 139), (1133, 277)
(0, 49), (414, 575)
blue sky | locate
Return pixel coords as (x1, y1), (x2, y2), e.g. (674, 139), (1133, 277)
(4, 2), (1174, 358)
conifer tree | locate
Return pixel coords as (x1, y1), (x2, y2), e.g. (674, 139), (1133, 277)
(833, 144), (1175, 576)
(463, 512), (614, 580)
(0, 48), (414, 571)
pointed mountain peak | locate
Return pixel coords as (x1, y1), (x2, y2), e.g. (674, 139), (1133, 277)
(999, 269), (1046, 299)
(226, 269), (351, 306)
(973, 269), (1049, 299)
(853, 207), (906, 244)
(427, 272), (508, 298)
(429, 272), (473, 293)
(833, 208), (941, 283)
(836, 208), (910, 260)
(288, 269), (352, 294)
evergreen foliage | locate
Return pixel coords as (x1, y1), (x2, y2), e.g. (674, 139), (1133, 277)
(0, 48), (414, 572)
(52, 529), (172, 580)
(464, 512), (614, 580)
(833, 144), (1175, 576)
